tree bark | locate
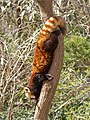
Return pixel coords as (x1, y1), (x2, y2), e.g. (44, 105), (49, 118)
(36, 0), (53, 22)
(34, 0), (64, 120)
(34, 34), (64, 120)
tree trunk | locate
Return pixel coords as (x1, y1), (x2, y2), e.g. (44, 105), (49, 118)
(36, 0), (53, 22)
(34, 34), (64, 120)
(34, 0), (64, 120)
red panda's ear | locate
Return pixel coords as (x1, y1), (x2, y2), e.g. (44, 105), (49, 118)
(45, 74), (53, 80)
(24, 87), (31, 100)
(24, 87), (36, 100)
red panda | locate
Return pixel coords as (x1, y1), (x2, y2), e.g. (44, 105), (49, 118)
(24, 16), (66, 100)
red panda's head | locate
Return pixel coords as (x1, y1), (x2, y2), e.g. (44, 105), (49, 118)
(24, 87), (35, 100)
(24, 73), (53, 100)
(24, 73), (45, 100)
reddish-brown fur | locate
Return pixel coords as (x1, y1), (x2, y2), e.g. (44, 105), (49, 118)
(24, 16), (66, 100)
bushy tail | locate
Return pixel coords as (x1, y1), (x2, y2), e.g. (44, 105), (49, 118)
(40, 16), (66, 37)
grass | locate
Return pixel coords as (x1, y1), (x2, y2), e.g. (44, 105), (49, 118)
(0, 0), (90, 119)
(49, 35), (90, 120)
(0, 35), (90, 120)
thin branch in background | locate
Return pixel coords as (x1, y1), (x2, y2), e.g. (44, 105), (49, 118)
(0, 0), (90, 119)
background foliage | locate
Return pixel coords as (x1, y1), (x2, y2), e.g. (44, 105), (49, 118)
(0, 0), (90, 119)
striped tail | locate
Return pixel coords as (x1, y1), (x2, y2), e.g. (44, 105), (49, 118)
(39, 16), (66, 37)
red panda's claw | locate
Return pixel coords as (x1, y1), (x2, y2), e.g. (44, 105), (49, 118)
(45, 74), (53, 80)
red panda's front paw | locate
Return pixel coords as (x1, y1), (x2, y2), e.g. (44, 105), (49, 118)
(45, 74), (53, 80)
